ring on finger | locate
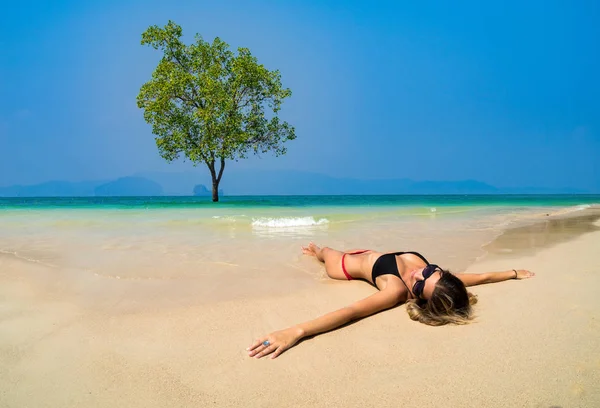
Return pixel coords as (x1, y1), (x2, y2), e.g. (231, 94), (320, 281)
(262, 340), (270, 347)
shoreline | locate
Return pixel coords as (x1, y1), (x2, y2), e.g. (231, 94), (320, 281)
(478, 206), (600, 262)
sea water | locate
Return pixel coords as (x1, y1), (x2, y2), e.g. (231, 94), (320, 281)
(1, 195), (599, 300)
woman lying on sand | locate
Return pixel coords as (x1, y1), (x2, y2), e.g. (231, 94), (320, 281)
(247, 243), (535, 359)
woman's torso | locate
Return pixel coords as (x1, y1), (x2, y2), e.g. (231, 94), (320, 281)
(346, 251), (429, 300)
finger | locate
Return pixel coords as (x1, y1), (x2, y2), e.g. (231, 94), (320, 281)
(255, 344), (278, 359)
(522, 271), (535, 279)
(248, 344), (267, 357)
(247, 338), (266, 352)
(270, 346), (285, 359)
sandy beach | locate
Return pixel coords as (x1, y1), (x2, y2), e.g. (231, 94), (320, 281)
(1, 209), (600, 407)
(3, 0), (598, 406)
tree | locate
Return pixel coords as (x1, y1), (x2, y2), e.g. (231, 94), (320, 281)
(137, 21), (295, 201)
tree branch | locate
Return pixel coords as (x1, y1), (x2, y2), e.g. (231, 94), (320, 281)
(207, 158), (216, 178)
(235, 86), (249, 106)
(216, 156), (226, 183)
(167, 44), (205, 109)
(244, 130), (275, 145)
(185, 129), (209, 163)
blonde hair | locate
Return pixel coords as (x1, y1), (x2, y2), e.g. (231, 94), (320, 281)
(406, 271), (478, 326)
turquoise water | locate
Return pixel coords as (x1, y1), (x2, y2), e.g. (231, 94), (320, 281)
(1, 194), (599, 281)
(3, 195), (598, 232)
(1, 194), (600, 209)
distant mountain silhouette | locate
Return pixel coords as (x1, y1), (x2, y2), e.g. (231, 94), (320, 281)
(217, 170), (500, 195)
(193, 184), (210, 196)
(0, 170), (591, 197)
(0, 180), (106, 197)
(193, 184), (224, 196)
(409, 180), (498, 194)
(94, 177), (163, 196)
(134, 171), (202, 196)
(494, 186), (590, 194)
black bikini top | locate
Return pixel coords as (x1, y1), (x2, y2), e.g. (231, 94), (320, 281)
(371, 251), (430, 290)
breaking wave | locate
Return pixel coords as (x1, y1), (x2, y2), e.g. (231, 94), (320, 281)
(251, 216), (329, 228)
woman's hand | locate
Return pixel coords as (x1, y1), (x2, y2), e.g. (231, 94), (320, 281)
(247, 326), (304, 359)
(514, 269), (535, 279)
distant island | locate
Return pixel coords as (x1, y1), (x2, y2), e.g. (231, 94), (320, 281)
(0, 170), (592, 197)
(193, 184), (224, 197)
(94, 177), (163, 196)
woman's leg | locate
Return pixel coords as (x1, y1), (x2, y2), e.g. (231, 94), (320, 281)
(301, 242), (369, 280)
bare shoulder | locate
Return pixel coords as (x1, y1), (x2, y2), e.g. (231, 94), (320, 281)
(384, 281), (408, 302)
(376, 276), (409, 301)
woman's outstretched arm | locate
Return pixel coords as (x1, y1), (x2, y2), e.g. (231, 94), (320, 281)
(456, 269), (535, 287)
(247, 288), (401, 359)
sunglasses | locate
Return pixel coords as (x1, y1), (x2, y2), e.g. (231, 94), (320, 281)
(412, 264), (441, 299)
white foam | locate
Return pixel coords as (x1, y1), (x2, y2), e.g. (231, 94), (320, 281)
(251, 216), (329, 228)
(0, 248), (57, 267)
(211, 215), (247, 222)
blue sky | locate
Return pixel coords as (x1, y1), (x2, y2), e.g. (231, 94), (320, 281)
(1, 0), (599, 191)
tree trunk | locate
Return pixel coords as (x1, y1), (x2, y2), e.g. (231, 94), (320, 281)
(211, 178), (219, 202)
(207, 156), (226, 203)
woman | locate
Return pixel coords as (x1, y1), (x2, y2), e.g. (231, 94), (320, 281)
(247, 242), (535, 359)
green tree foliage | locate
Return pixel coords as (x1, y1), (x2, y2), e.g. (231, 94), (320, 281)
(137, 21), (295, 201)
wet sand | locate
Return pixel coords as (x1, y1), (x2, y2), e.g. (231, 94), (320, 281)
(1, 210), (600, 407)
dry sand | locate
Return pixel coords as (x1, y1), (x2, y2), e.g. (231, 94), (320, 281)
(1, 213), (600, 408)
